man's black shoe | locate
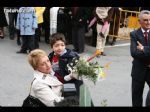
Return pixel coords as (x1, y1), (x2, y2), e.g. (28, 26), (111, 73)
(110, 41), (116, 46)
(101, 52), (106, 56)
(45, 40), (50, 44)
(16, 50), (27, 54)
(17, 39), (21, 46)
(0, 36), (4, 39)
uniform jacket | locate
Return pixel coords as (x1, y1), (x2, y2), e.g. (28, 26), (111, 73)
(34, 7), (45, 24)
(30, 70), (63, 106)
(130, 28), (150, 81)
(16, 7), (38, 35)
(48, 49), (79, 83)
(71, 7), (89, 28)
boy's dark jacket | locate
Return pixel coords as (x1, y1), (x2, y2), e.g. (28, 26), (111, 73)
(48, 49), (79, 83)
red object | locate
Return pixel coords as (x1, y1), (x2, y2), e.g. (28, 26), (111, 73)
(54, 72), (65, 83)
(144, 31), (149, 45)
(52, 55), (59, 63)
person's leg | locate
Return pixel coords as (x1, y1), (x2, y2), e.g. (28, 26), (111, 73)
(77, 27), (85, 53)
(8, 13), (15, 39)
(72, 26), (79, 52)
(17, 36), (28, 53)
(0, 27), (4, 39)
(99, 21), (109, 38)
(65, 14), (72, 44)
(14, 13), (21, 45)
(43, 7), (50, 44)
(16, 29), (21, 45)
(95, 23), (103, 54)
(146, 89), (150, 107)
(110, 17), (120, 46)
(28, 35), (35, 52)
(34, 24), (42, 49)
(132, 78), (145, 107)
(145, 68), (150, 107)
(101, 23), (110, 55)
(91, 24), (97, 47)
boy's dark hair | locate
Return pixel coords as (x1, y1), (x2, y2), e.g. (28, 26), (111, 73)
(50, 33), (66, 48)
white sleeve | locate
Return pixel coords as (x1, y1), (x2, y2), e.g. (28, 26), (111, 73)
(64, 74), (72, 81)
(33, 82), (63, 106)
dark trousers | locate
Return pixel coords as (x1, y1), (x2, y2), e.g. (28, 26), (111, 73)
(146, 89), (150, 106)
(35, 24), (42, 48)
(72, 26), (85, 53)
(132, 68), (150, 106)
(8, 13), (19, 39)
(91, 24), (97, 47)
(21, 35), (35, 52)
(43, 9), (50, 42)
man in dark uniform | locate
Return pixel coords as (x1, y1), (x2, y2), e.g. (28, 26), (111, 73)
(42, 7), (51, 44)
(130, 10), (150, 106)
(71, 7), (89, 54)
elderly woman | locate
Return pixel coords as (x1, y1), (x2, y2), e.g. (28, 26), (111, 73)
(27, 49), (64, 106)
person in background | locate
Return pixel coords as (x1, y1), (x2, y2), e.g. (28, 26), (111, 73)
(71, 7), (89, 54)
(130, 10), (150, 106)
(105, 7), (122, 46)
(7, 7), (21, 45)
(43, 7), (51, 44)
(28, 49), (64, 106)
(0, 7), (8, 39)
(50, 7), (59, 36)
(34, 7), (45, 48)
(48, 33), (83, 96)
(16, 7), (37, 54)
(94, 7), (114, 56)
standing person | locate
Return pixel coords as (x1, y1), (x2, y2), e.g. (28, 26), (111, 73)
(0, 7), (8, 39)
(57, 7), (68, 43)
(64, 7), (73, 44)
(16, 7), (37, 53)
(43, 7), (51, 44)
(34, 7), (45, 48)
(27, 49), (64, 106)
(48, 33), (83, 96)
(7, 7), (21, 45)
(107, 7), (121, 46)
(71, 7), (89, 54)
(50, 7), (59, 36)
(94, 7), (113, 56)
(130, 10), (150, 106)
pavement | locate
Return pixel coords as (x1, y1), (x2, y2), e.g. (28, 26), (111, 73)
(0, 27), (149, 107)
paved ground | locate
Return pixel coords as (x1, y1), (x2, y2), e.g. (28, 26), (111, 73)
(0, 27), (149, 107)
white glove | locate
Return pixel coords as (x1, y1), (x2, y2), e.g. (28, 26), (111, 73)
(64, 70), (78, 81)
(64, 74), (72, 81)
(70, 72), (78, 79)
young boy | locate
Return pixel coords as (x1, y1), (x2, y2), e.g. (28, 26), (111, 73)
(48, 33), (83, 96)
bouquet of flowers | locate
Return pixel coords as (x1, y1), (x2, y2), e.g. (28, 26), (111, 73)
(67, 50), (111, 84)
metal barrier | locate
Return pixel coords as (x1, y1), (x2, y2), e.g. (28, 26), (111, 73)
(108, 9), (140, 40)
